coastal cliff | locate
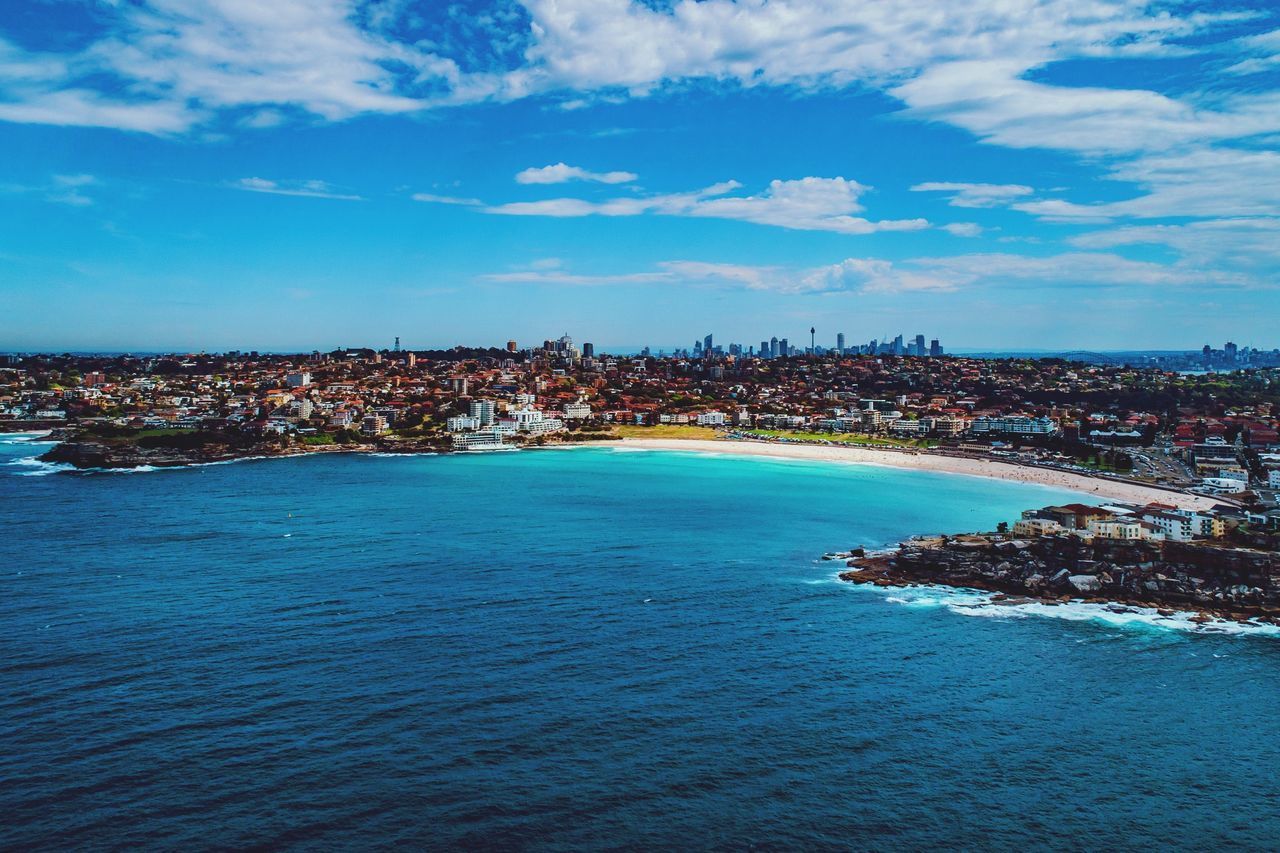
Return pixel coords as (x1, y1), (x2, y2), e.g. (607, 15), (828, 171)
(841, 535), (1280, 624)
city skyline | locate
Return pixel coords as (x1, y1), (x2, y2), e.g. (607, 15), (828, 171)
(2, 2), (1279, 351)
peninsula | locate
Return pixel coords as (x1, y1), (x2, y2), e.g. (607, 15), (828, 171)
(838, 500), (1280, 626)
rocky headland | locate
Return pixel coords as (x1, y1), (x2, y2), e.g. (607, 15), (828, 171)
(38, 433), (445, 470)
(840, 534), (1280, 625)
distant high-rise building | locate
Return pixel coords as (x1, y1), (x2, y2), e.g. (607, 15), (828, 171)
(779, 338), (789, 357)
(915, 334), (926, 356)
(837, 332), (845, 353)
(1225, 341), (1238, 362)
(930, 339), (942, 357)
(406, 352), (416, 368)
(770, 337), (779, 359)
(760, 340), (770, 358)
(892, 334), (905, 356)
(393, 336), (401, 352)
(582, 342), (594, 358)
(704, 333), (713, 353)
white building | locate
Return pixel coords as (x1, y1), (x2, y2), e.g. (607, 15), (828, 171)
(1087, 518), (1146, 540)
(452, 429), (508, 450)
(563, 402), (593, 420)
(1013, 518), (1064, 537)
(971, 415), (1058, 436)
(888, 419), (925, 436)
(508, 407), (565, 435)
(285, 372), (312, 388)
(447, 415), (481, 432)
(696, 411), (727, 426)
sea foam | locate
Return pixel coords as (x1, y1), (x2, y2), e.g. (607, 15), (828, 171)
(845, 576), (1280, 638)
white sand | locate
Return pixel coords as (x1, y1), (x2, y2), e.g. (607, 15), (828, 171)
(616, 438), (1222, 511)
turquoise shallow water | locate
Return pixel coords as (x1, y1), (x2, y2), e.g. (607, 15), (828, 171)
(4, 436), (1280, 849)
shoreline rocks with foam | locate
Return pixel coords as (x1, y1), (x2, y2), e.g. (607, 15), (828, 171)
(840, 534), (1280, 628)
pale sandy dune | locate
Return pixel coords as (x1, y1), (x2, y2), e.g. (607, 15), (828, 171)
(615, 438), (1222, 512)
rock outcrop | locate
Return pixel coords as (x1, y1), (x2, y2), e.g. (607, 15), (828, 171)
(841, 534), (1280, 623)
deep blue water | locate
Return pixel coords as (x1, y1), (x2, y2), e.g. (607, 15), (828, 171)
(4, 436), (1280, 850)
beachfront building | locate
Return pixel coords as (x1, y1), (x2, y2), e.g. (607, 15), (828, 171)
(451, 428), (507, 450)
(562, 402), (593, 420)
(1087, 518), (1147, 540)
(506, 406), (565, 435)
(447, 415), (481, 432)
(696, 411), (727, 426)
(1141, 509), (1195, 541)
(1013, 518), (1064, 537)
(970, 415), (1059, 436)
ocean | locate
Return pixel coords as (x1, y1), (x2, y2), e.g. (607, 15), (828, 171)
(4, 434), (1280, 849)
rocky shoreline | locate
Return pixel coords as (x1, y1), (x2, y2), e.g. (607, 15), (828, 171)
(34, 431), (622, 470)
(839, 534), (1280, 627)
(37, 436), (442, 470)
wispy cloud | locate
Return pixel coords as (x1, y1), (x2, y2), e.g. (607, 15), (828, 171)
(515, 162), (638, 184)
(942, 222), (984, 237)
(233, 177), (362, 201)
(912, 182), (1034, 208)
(488, 176), (928, 235)
(482, 250), (1262, 295)
(410, 192), (483, 206)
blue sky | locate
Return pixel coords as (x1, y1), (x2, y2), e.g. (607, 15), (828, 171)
(1, 0), (1278, 352)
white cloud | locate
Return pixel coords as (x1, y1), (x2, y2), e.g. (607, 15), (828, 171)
(480, 269), (673, 286)
(0, 0), (1257, 139)
(515, 163), (638, 184)
(0, 1), (463, 133)
(912, 182), (1033, 208)
(488, 176), (928, 234)
(942, 222), (984, 237)
(1013, 147), (1280, 221)
(481, 248), (1260, 295)
(481, 259), (782, 288)
(1226, 28), (1280, 75)
(233, 177), (362, 200)
(1070, 218), (1280, 268)
(410, 192), (484, 206)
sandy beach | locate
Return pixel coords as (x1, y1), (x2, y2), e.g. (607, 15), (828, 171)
(617, 438), (1222, 511)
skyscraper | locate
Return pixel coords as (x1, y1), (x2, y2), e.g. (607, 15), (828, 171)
(582, 342), (594, 358)
(930, 339), (942, 357)
(704, 333), (713, 353)
(915, 334), (926, 356)
(760, 340), (770, 358)
(779, 338), (789, 357)
(836, 332), (845, 353)
(770, 336), (779, 359)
